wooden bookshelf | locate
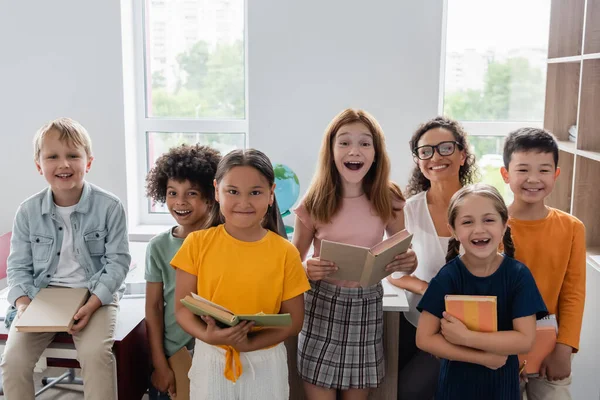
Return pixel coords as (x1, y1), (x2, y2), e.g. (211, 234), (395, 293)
(546, 150), (574, 213)
(543, 62), (580, 139)
(548, 0), (585, 58)
(584, 0), (600, 54)
(544, 0), (600, 263)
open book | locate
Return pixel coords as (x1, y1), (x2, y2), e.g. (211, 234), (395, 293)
(15, 288), (89, 332)
(445, 295), (498, 332)
(180, 293), (292, 328)
(319, 229), (413, 287)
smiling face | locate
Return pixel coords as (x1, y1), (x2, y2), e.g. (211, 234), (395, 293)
(332, 122), (376, 187)
(215, 165), (274, 232)
(415, 127), (465, 183)
(35, 129), (93, 203)
(165, 178), (209, 230)
(501, 150), (559, 205)
(449, 194), (506, 261)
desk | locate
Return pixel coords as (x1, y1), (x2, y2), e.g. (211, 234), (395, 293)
(286, 279), (408, 400)
(0, 295), (149, 400)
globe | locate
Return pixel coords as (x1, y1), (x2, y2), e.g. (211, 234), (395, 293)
(273, 163), (300, 217)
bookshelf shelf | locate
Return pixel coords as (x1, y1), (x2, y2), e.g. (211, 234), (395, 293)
(557, 140), (577, 154)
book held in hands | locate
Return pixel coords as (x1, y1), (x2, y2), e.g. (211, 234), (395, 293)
(444, 295), (498, 332)
(319, 229), (414, 287)
(518, 315), (558, 376)
(15, 287), (89, 333)
(180, 293), (292, 328)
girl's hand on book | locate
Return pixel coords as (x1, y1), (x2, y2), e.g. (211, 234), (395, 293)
(539, 343), (572, 381)
(151, 365), (176, 397)
(201, 316), (254, 346)
(440, 311), (471, 347)
(385, 248), (418, 274)
(305, 257), (337, 281)
(482, 352), (508, 370)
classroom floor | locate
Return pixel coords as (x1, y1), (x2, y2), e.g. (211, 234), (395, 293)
(0, 367), (150, 400)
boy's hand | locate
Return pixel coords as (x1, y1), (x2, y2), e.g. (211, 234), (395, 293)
(15, 296), (31, 319)
(200, 316), (254, 347)
(305, 257), (337, 281)
(69, 295), (102, 334)
(151, 365), (176, 397)
(385, 248), (418, 274)
(440, 311), (471, 346)
(540, 343), (572, 381)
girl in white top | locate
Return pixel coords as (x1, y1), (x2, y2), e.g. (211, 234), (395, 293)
(388, 116), (478, 400)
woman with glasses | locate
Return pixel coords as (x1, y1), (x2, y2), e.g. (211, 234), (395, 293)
(388, 116), (478, 400)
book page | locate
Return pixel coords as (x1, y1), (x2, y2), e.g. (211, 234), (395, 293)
(190, 293), (234, 315)
(370, 229), (411, 255)
(320, 240), (370, 282)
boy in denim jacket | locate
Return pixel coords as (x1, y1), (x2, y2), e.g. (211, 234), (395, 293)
(1, 118), (131, 400)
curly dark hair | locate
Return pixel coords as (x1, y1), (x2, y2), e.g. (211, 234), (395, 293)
(405, 116), (478, 198)
(145, 144), (221, 204)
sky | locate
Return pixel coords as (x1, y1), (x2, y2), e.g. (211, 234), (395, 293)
(446, 0), (551, 53)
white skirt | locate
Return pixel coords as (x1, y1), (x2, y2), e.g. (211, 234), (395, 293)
(190, 339), (289, 400)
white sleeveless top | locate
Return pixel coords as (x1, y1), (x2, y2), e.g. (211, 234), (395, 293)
(398, 191), (450, 327)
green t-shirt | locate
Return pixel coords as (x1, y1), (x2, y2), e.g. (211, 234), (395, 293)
(145, 227), (193, 357)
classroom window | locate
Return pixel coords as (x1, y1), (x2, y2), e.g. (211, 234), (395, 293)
(441, 0), (550, 197)
(135, 0), (247, 222)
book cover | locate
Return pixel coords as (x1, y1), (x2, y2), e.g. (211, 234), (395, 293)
(320, 229), (413, 287)
(518, 325), (557, 376)
(181, 294), (292, 328)
(168, 347), (192, 400)
(444, 295), (498, 332)
(15, 287), (89, 332)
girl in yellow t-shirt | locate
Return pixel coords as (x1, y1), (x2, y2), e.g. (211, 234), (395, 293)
(172, 148), (310, 400)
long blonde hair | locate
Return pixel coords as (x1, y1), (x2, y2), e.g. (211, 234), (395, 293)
(303, 108), (403, 224)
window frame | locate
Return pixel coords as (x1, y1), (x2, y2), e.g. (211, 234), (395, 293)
(438, 0), (544, 143)
(132, 0), (249, 226)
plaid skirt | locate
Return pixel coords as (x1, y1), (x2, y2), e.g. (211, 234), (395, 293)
(297, 280), (384, 389)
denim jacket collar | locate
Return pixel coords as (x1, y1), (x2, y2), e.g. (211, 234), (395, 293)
(41, 181), (92, 216)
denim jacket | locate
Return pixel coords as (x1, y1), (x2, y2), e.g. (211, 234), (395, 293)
(7, 181), (131, 306)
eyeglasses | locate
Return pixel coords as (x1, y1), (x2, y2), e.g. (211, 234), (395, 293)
(413, 141), (462, 160)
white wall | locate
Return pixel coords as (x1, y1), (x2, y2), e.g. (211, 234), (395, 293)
(248, 0), (444, 199)
(0, 1), (128, 233)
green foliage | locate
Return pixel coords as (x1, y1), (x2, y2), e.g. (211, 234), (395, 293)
(444, 57), (545, 121)
(150, 40), (245, 119)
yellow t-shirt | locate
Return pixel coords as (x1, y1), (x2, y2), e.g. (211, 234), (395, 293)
(171, 224), (310, 381)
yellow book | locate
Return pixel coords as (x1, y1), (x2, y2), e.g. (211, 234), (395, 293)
(444, 295), (498, 332)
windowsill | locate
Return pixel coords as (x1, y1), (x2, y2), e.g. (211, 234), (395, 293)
(129, 224), (171, 242)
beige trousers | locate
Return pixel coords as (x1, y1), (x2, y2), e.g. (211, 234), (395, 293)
(521, 375), (572, 400)
(0, 296), (118, 400)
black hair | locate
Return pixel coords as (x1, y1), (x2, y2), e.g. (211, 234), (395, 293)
(215, 149), (287, 238)
(503, 127), (559, 169)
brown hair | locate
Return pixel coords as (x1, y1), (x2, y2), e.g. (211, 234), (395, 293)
(406, 116), (478, 198)
(303, 108), (403, 224)
(445, 183), (514, 263)
(34, 117), (93, 162)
